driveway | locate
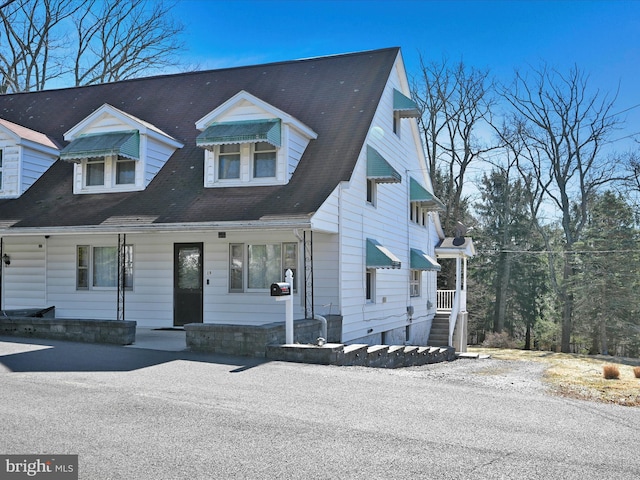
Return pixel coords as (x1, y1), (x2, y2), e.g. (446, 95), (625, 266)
(1, 336), (639, 479)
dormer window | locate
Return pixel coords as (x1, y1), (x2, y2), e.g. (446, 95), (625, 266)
(195, 90), (317, 189)
(219, 144), (241, 179)
(59, 104), (182, 195)
(86, 158), (106, 186)
(253, 141), (276, 178)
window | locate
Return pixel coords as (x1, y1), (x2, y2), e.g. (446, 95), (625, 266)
(410, 202), (427, 226)
(116, 158), (136, 185)
(410, 270), (421, 297)
(80, 155), (140, 191)
(366, 268), (375, 302)
(366, 178), (376, 205)
(229, 243), (244, 292)
(86, 159), (105, 186)
(253, 141), (276, 178)
(229, 242), (297, 292)
(219, 144), (241, 179)
(393, 112), (401, 137)
(210, 142), (279, 184)
(77, 245), (133, 290)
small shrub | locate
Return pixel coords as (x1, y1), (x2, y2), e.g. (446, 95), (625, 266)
(482, 332), (519, 349)
(633, 366), (640, 379)
(603, 365), (620, 380)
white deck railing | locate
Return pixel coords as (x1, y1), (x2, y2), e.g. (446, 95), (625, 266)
(436, 290), (456, 311)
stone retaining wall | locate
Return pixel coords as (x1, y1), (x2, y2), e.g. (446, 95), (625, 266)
(0, 316), (136, 345)
(185, 316), (343, 357)
(265, 343), (456, 367)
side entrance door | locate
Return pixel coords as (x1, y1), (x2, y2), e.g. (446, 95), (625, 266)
(173, 243), (203, 326)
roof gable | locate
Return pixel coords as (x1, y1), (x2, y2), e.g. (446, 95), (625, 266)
(196, 90), (317, 141)
(0, 119), (59, 155)
(64, 103), (182, 148)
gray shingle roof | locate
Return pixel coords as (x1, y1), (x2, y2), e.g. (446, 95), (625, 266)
(0, 47), (399, 230)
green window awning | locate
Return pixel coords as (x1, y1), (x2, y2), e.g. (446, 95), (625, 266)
(410, 177), (445, 211)
(60, 131), (139, 162)
(366, 238), (401, 269)
(196, 119), (281, 148)
(367, 145), (401, 184)
(410, 248), (441, 271)
(393, 89), (420, 118)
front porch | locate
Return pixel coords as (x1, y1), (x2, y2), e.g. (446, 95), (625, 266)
(434, 236), (475, 352)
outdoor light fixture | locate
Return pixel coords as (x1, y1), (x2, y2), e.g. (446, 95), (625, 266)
(2, 253), (10, 266)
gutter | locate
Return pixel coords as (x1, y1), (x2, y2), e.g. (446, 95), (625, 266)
(0, 217), (313, 237)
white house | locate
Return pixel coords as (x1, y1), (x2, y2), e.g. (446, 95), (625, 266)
(0, 48), (473, 350)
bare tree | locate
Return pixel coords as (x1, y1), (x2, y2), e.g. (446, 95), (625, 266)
(499, 65), (625, 353)
(412, 57), (497, 236)
(0, 0), (183, 93)
(73, 0), (184, 86)
(0, 0), (81, 92)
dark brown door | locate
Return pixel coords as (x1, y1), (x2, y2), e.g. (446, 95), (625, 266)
(174, 243), (203, 326)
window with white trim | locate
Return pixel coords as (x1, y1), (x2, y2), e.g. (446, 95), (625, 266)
(77, 245), (133, 290)
(82, 155), (138, 189)
(366, 268), (375, 302)
(410, 270), (421, 297)
(253, 141), (276, 178)
(209, 142), (279, 185)
(366, 178), (376, 205)
(410, 202), (428, 226)
(229, 242), (297, 292)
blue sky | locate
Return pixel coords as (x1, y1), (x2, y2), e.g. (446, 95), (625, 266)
(174, 0), (640, 147)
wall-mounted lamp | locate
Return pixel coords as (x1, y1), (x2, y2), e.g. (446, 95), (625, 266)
(2, 253), (10, 266)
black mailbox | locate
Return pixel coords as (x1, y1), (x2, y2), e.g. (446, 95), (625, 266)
(270, 282), (291, 296)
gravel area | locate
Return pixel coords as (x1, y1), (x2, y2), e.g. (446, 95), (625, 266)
(399, 357), (550, 394)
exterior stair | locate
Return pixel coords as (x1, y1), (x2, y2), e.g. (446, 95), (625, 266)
(428, 312), (450, 347)
(265, 342), (456, 368)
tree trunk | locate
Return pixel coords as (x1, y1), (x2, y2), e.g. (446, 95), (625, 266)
(600, 318), (609, 356)
(560, 255), (574, 353)
(524, 322), (532, 350)
(493, 251), (512, 333)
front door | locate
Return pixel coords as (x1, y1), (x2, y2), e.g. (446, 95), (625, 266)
(174, 243), (203, 326)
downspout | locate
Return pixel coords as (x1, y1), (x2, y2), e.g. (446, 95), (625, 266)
(314, 314), (327, 342)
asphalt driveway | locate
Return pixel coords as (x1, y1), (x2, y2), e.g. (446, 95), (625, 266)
(1, 336), (639, 479)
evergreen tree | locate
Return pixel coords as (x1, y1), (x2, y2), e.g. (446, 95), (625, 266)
(573, 191), (640, 355)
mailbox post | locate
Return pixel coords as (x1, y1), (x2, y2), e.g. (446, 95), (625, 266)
(271, 269), (294, 344)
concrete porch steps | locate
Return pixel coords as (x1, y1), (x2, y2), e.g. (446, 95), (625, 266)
(266, 343), (456, 368)
(428, 312), (450, 347)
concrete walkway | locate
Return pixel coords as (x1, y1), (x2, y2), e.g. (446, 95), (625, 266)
(124, 327), (187, 352)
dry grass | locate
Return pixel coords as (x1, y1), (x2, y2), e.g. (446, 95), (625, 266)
(469, 347), (640, 407)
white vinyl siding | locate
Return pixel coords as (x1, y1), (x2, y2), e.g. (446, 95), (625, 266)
(1, 232), (307, 327)
(0, 133), (57, 199)
(336, 57), (439, 343)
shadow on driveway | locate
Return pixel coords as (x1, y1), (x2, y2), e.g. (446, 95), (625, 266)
(0, 336), (267, 373)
